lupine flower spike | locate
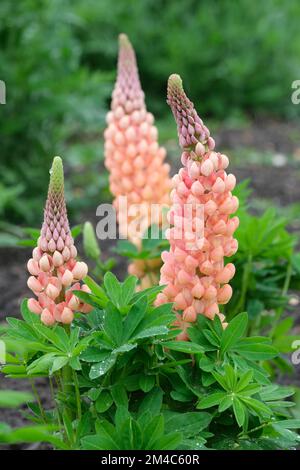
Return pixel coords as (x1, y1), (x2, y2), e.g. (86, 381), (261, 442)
(104, 34), (171, 247)
(27, 156), (92, 325)
(156, 75), (239, 339)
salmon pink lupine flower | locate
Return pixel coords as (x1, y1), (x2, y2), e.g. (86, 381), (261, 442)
(27, 156), (92, 325)
(104, 34), (171, 247)
(156, 75), (239, 339)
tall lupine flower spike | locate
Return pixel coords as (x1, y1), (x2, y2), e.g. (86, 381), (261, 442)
(27, 157), (92, 326)
(104, 34), (171, 247)
(156, 75), (239, 339)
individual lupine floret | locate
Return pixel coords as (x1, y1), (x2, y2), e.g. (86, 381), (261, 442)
(27, 157), (92, 325)
(104, 34), (171, 247)
(156, 75), (239, 339)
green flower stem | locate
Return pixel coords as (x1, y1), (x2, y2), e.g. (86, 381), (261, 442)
(49, 376), (62, 427)
(238, 420), (271, 439)
(61, 324), (77, 447)
(231, 253), (252, 319)
(72, 368), (82, 423)
(29, 378), (47, 423)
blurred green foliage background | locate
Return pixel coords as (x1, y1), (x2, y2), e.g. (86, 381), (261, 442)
(0, 0), (300, 226)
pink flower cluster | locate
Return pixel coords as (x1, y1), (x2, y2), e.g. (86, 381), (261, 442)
(156, 75), (239, 339)
(104, 34), (171, 246)
(27, 157), (92, 325)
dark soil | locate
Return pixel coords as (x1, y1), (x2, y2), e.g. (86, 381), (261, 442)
(1, 119), (300, 449)
(217, 118), (300, 154)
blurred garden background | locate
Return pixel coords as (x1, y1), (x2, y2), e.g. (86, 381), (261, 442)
(1, 0), (300, 231)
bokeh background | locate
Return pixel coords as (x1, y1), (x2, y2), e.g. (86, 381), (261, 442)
(1, 0), (300, 237)
(2, 1), (300, 444)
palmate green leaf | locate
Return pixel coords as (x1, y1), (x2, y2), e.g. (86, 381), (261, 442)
(115, 406), (131, 429)
(273, 419), (300, 429)
(69, 326), (80, 348)
(240, 396), (272, 417)
(202, 329), (220, 347)
(131, 285), (164, 304)
(233, 337), (277, 360)
(197, 392), (226, 409)
(142, 415), (164, 448)
(69, 356), (81, 370)
(236, 370), (253, 392)
(132, 325), (169, 340)
(36, 325), (69, 353)
(180, 437), (208, 450)
(71, 224), (82, 239)
(95, 391), (113, 413)
(212, 371), (230, 391)
(86, 388), (101, 401)
(232, 355), (271, 385)
(273, 334), (300, 353)
(128, 419), (143, 449)
(83, 276), (108, 304)
(120, 275), (138, 306)
(114, 240), (139, 258)
(80, 347), (111, 363)
(1, 364), (27, 377)
(113, 343), (137, 354)
(201, 372), (216, 387)
(72, 335), (94, 356)
(164, 411), (212, 437)
(81, 429), (120, 450)
(122, 295), (148, 342)
(223, 364), (237, 390)
(198, 355), (215, 372)
(21, 299), (41, 325)
(77, 412), (93, 441)
(49, 356), (69, 375)
(89, 355), (116, 380)
(220, 312), (248, 355)
(259, 385), (294, 402)
(233, 398), (246, 427)
(271, 427), (300, 446)
(238, 384), (262, 397)
(211, 314), (224, 338)
(218, 395), (233, 412)
(73, 290), (106, 309)
(162, 341), (204, 354)
(272, 317), (294, 338)
(139, 375), (155, 393)
(103, 272), (122, 307)
(111, 384), (128, 407)
(116, 418), (135, 449)
(150, 432), (182, 450)
(104, 302), (123, 346)
(143, 303), (174, 328)
(0, 390), (34, 408)
(188, 327), (216, 351)
(170, 390), (193, 403)
(138, 388), (163, 417)
(1, 424), (67, 448)
(27, 352), (59, 375)
(6, 316), (41, 344)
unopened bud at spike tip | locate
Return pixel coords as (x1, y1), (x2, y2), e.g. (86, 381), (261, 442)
(26, 156), (91, 326)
